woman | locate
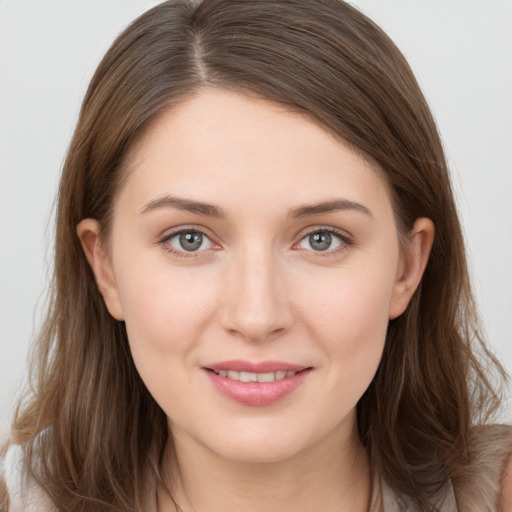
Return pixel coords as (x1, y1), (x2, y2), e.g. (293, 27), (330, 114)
(1, 1), (511, 510)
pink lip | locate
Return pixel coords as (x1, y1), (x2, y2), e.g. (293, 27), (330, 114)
(205, 360), (308, 373)
(203, 360), (312, 406)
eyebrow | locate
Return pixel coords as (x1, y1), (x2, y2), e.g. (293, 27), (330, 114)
(140, 195), (371, 219)
(141, 195), (225, 217)
(288, 199), (372, 218)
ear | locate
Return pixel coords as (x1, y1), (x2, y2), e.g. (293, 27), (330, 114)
(389, 217), (435, 319)
(76, 219), (125, 321)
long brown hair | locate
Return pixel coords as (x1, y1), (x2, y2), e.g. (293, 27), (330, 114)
(6, 0), (507, 510)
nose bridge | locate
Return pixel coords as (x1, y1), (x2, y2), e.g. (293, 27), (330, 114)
(221, 242), (292, 341)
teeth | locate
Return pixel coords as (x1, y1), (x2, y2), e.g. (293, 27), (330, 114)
(212, 369), (300, 382)
(257, 372), (275, 383)
(240, 371), (258, 382)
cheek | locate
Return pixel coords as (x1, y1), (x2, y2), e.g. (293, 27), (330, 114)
(310, 279), (390, 363)
(113, 256), (219, 368)
(294, 256), (397, 391)
(299, 255), (396, 336)
(114, 261), (223, 422)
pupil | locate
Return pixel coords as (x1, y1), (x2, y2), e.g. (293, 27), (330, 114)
(310, 232), (331, 251)
(180, 232), (203, 251)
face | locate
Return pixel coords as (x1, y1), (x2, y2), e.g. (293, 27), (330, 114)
(79, 88), (432, 465)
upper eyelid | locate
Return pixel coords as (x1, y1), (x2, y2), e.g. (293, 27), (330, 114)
(292, 227), (353, 255)
(159, 225), (217, 242)
(294, 225), (353, 242)
(158, 226), (220, 256)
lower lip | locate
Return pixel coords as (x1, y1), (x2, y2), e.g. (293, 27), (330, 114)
(205, 369), (311, 406)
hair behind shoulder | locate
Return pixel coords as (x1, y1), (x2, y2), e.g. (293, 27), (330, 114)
(10, 1), (508, 510)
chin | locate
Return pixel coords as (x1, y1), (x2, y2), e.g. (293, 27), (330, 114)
(213, 440), (304, 465)
(196, 422), (322, 465)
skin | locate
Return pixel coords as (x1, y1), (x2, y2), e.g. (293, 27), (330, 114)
(78, 88), (434, 512)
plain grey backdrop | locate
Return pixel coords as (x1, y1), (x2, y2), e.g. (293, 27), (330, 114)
(1, 0), (512, 435)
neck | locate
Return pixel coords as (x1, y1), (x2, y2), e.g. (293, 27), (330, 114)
(158, 418), (371, 512)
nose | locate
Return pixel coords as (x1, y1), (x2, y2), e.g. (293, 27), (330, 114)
(220, 247), (294, 343)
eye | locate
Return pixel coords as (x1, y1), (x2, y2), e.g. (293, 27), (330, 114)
(296, 229), (345, 252)
(166, 230), (214, 253)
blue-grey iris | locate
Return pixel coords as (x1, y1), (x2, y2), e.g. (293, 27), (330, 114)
(309, 231), (332, 251)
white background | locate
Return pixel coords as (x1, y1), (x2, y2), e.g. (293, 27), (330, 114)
(1, 1), (511, 435)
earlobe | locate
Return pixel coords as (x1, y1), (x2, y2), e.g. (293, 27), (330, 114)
(76, 219), (125, 321)
(389, 217), (435, 319)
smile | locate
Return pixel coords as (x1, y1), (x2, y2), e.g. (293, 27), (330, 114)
(204, 362), (312, 406)
(210, 369), (300, 382)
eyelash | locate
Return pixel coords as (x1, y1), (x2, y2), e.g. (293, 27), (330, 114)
(159, 227), (218, 259)
(158, 226), (353, 258)
(293, 226), (353, 256)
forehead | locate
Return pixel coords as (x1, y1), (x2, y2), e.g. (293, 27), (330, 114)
(117, 87), (392, 217)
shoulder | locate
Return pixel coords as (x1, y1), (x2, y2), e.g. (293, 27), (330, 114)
(453, 424), (512, 512)
(0, 441), (56, 512)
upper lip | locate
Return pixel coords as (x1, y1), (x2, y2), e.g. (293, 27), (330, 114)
(204, 360), (310, 373)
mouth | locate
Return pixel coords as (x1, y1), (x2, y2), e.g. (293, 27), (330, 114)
(206, 368), (306, 382)
(203, 362), (312, 406)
